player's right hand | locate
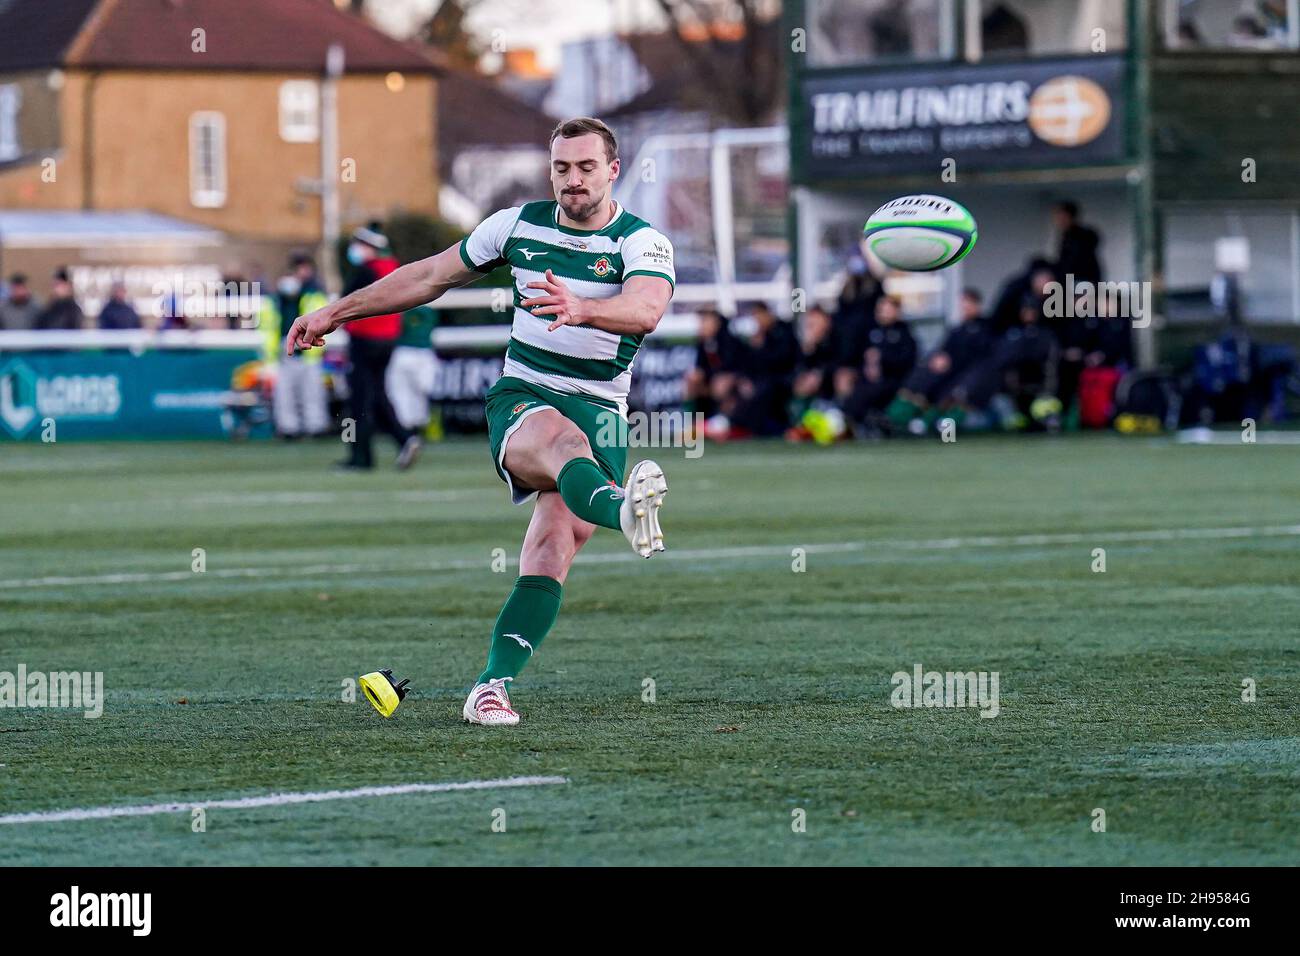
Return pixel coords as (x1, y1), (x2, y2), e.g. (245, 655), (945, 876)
(284, 306), (341, 355)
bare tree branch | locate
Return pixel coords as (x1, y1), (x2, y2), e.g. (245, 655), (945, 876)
(651, 0), (779, 124)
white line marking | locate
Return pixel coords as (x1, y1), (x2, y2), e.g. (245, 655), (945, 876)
(2, 524), (1298, 591)
(186, 489), (482, 506)
(0, 775), (569, 825)
(873, 523), (1300, 550)
(0, 560), (485, 589)
(53, 489), (483, 515)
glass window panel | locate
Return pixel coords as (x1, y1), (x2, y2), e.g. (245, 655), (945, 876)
(808, 0), (953, 67)
(1165, 0), (1298, 50)
(978, 0), (1128, 58)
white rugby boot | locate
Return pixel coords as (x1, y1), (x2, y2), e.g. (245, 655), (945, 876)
(395, 435), (423, 471)
(462, 677), (519, 726)
(619, 459), (667, 558)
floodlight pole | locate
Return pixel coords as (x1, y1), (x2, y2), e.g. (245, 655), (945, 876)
(709, 136), (737, 316)
(321, 43), (345, 296)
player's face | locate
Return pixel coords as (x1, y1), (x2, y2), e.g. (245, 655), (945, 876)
(550, 133), (619, 223)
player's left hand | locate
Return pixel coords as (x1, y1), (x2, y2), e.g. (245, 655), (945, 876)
(523, 269), (587, 331)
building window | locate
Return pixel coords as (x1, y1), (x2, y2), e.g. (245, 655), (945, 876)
(0, 84), (22, 161)
(808, 0), (956, 67)
(278, 80), (319, 143)
(1163, 0), (1300, 50)
(189, 112), (227, 208)
(969, 1), (1128, 60)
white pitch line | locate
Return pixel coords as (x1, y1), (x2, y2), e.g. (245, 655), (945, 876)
(178, 489), (483, 507)
(0, 775), (569, 826)
(0, 559), (486, 589)
(2, 524), (1299, 591)
(876, 524), (1300, 550)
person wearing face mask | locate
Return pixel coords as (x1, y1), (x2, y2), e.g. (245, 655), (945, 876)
(260, 254), (330, 439)
(338, 224), (420, 470)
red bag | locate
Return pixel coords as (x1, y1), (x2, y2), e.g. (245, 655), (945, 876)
(1078, 366), (1123, 429)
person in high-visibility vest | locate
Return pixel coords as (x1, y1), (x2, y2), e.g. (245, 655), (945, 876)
(261, 254), (330, 438)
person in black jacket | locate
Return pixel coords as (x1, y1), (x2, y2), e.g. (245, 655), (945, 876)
(1053, 200), (1102, 286)
(944, 295), (1059, 429)
(785, 305), (839, 438)
(1049, 280), (1090, 412)
(685, 308), (745, 421)
(731, 302), (799, 436)
(97, 281), (141, 330)
(989, 257), (1055, 335)
(35, 269), (84, 330)
(337, 224), (418, 470)
(832, 255), (882, 373)
(1081, 296), (1134, 369)
(791, 305), (837, 402)
(840, 295), (917, 432)
(888, 288), (992, 432)
(1001, 301), (1060, 416)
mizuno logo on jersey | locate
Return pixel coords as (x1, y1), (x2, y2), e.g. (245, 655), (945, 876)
(519, 248), (547, 261)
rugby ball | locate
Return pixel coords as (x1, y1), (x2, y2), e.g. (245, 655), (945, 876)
(863, 195), (977, 272)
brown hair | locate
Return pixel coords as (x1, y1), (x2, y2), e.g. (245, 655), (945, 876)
(550, 117), (618, 163)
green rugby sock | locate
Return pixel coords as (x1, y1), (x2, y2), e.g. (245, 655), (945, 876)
(556, 457), (623, 530)
(477, 575), (563, 685)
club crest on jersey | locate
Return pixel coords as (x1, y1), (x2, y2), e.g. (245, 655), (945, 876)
(510, 402), (534, 417)
(588, 256), (613, 278)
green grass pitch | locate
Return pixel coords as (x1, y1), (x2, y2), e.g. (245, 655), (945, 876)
(1, 435), (1298, 865)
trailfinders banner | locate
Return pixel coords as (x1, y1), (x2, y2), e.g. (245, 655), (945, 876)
(801, 54), (1127, 179)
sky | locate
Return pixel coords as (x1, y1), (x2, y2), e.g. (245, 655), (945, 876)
(363, 0), (671, 71)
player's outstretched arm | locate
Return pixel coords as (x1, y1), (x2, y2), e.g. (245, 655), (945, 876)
(523, 271), (672, 337)
(285, 245), (479, 355)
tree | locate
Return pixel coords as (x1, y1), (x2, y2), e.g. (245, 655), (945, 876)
(420, 0), (484, 71)
(650, 0), (783, 126)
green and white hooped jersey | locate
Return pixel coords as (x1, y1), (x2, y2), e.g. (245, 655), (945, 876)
(458, 200), (675, 409)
